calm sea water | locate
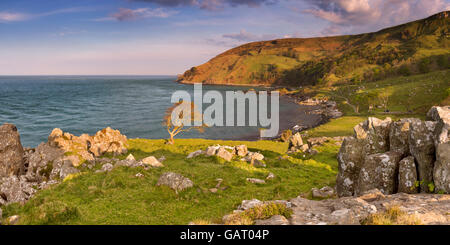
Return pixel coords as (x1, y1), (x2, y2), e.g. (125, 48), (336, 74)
(0, 76), (306, 147)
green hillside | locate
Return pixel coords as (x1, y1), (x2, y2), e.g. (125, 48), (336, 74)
(178, 11), (449, 86)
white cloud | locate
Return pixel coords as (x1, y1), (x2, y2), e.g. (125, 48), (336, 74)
(300, 0), (450, 35)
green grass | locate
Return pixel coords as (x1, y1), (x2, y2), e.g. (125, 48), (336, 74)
(1, 138), (339, 225)
(305, 116), (367, 138)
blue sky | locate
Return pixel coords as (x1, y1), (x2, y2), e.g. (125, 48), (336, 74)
(0, 0), (448, 75)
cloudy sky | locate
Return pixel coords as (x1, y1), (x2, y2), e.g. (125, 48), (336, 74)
(0, 0), (448, 75)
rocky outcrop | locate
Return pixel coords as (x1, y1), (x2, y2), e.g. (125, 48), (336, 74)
(0, 125), (129, 206)
(428, 106), (450, 194)
(48, 127), (127, 163)
(398, 156), (418, 194)
(337, 107), (450, 196)
(356, 151), (403, 195)
(336, 137), (364, 197)
(222, 189), (450, 225)
(409, 120), (436, 193)
(0, 124), (25, 177)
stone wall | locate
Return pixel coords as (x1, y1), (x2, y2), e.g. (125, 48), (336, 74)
(337, 106), (450, 196)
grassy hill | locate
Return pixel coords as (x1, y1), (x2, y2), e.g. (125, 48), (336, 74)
(2, 139), (339, 225)
(178, 11), (449, 86)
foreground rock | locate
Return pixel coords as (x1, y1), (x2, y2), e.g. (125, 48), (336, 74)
(223, 190), (450, 225)
(0, 125), (129, 206)
(186, 145), (266, 167)
(0, 124), (25, 177)
(157, 172), (193, 193)
(336, 107), (450, 196)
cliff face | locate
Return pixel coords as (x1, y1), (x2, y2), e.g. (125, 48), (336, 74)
(178, 11), (450, 86)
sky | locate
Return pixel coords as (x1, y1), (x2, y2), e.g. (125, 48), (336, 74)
(0, 0), (449, 75)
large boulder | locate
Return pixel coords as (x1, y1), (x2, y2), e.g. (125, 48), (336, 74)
(389, 118), (419, 157)
(89, 127), (128, 157)
(409, 120), (436, 193)
(356, 151), (403, 195)
(427, 106), (450, 145)
(354, 117), (392, 155)
(434, 143), (450, 193)
(48, 127), (128, 165)
(398, 156), (418, 194)
(336, 137), (365, 197)
(0, 124), (25, 177)
(427, 106), (450, 194)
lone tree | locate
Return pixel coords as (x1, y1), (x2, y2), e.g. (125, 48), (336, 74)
(163, 101), (205, 144)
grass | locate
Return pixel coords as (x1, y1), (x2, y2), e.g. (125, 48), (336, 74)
(1, 138), (339, 225)
(362, 206), (422, 225)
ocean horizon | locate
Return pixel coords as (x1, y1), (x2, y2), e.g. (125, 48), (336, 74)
(0, 75), (310, 147)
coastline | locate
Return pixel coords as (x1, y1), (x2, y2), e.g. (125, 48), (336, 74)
(176, 79), (335, 141)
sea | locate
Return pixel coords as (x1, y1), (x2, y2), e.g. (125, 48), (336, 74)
(0, 76), (313, 147)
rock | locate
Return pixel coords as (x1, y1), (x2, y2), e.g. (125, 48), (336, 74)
(238, 199), (263, 210)
(254, 215), (289, 225)
(311, 186), (335, 199)
(206, 146), (218, 156)
(336, 137), (364, 197)
(427, 106), (450, 145)
(141, 156), (164, 167)
(299, 144), (309, 152)
(48, 127), (127, 164)
(279, 130), (292, 143)
(126, 154), (135, 161)
(356, 151), (403, 195)
(0, 176), (36, 204)
(6, 215), (20, 225)
(354, 117), (392, 155)
(26, 143), (64, 181)
(158, 156), (166, 162)
(246, 178), (265, 184)
(135, 173), (144, 178)
(289, 132), (304, 148)
(101, 163), (114, 172)
(358, 189), (385, 202)
(187, 150), (204, 159)
(243, 152), (264, 162)
(266, 172), (275, 180)
(157, 172), (193, 192)
(389, 118), (417, 157)
(89, 127), (128, 157)
(234, 145), (248, 157)
(251, 159), (266, 168)
(409, 120), (436, 193)
(59, 160), (80, 179)
(398, 156), (418, 194)
(209, 188), (218, 193)
(307, 137), (329, 147)
(216, 147), (233, 161)
(434, 143), (450, 193)
(0, 123), (25, 177)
